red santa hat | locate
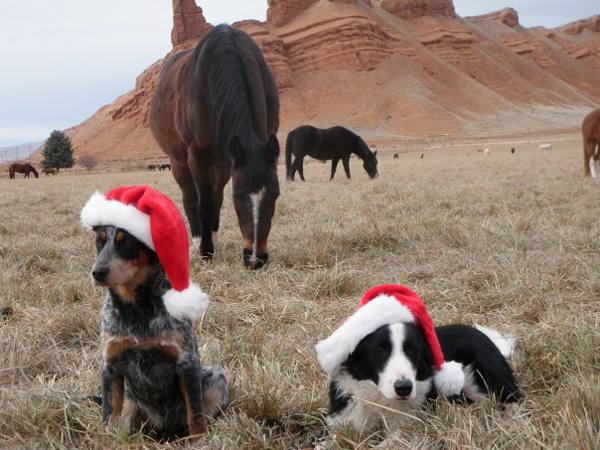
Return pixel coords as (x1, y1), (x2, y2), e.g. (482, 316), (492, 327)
(315, 284), (464, 397)
(80, 185), (208, 321)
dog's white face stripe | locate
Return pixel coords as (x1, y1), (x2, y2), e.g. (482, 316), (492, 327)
(249, 187), (265, 261)
(377, 323), (418, 400)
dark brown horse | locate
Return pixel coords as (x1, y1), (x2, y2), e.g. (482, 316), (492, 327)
(285, 126), (378, 181)
(583, 109), (600, 177)
(150, 25), (280, 269)
(9, 163), (39, 179)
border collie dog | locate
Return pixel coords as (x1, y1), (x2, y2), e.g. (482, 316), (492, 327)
(316, 285), (520, 433)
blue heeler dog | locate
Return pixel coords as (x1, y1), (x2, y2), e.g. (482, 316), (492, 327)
(81, 186), (229, 440)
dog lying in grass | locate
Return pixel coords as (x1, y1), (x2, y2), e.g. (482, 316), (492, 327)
(81, 186), (228, 440)
(316, 285), (520, 433)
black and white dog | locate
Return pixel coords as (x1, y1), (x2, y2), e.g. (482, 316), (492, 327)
(316, 285), (520, 433)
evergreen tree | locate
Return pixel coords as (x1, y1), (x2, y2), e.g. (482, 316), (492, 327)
(42, 130), (75, 169)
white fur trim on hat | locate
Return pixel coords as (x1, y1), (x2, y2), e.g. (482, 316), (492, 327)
(315, 295), (415, 375)
(80, 192), (154, 250)
(162, 282), (209, 321)
(434, 361), (465, 396)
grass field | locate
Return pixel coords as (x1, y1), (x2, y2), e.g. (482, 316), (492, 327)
(1, 142), (599, 449)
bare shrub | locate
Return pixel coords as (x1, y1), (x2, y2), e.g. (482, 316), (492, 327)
(79, 153), (98, 171)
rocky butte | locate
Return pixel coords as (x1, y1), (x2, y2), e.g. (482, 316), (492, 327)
(54, 0), (600, 162)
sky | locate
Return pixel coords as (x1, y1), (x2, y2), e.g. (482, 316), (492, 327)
(0, 0), (597, 147)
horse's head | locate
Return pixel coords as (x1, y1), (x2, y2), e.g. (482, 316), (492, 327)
(230, 135), (280, 269)
(31, 166), (39, 178)
(363, 149), (378, 179)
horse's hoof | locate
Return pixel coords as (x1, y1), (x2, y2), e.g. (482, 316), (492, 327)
(243, 251), (268, 269)
(201, 250), (214, 261)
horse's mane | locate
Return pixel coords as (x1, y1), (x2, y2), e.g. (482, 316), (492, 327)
(353, 133), (374, 161)
(27, 164), (38, 175)
(193, 25), (268, 192)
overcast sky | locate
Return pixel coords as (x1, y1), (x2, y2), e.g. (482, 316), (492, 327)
(0, 0), (597, 147)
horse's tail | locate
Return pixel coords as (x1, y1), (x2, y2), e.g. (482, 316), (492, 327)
(285, 131), (294, 180)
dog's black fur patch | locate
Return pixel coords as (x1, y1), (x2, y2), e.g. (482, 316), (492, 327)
(436, 325), (520, 402)
(328, 322), (520, 429)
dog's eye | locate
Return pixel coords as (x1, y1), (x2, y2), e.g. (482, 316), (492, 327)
(375, 346), (388, 356)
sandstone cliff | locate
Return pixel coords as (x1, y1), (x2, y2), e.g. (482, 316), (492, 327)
(56, 0), (600, 162)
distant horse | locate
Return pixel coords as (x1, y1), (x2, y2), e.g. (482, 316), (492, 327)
(420, 152), (424, 159)
(538, 144), (552, 152)
(147, 164), (157, 171)
(484, 148), (491, 156)
(150, 25), (280, 269)
(9, 163), (39, 179)
(41, 168), (57, 176)
(285, 126), (378, 181)
(511, 148), (515, 154)
(393, 153), (399, 159)
(160, 164), (171, 171)
(583, 109), (600, 177)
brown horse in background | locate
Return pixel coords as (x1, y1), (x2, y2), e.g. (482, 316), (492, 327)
(9, 163), (39, 179)
(41, 168), (57, 176)
(583, 109), (600, 177)
(149, 25), (280, 269)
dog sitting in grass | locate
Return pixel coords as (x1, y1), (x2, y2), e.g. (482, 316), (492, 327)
(81, 185), (228, 440)
(316, 285), (520, 434)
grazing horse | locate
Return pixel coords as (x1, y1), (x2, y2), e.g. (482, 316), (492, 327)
(147, 164), (157, 171)
(285, 126), (378, 181)
(150, 25), (280, 269)
(9, 163), (39, 179)
(160, 163), (171, 171)
(538, 144), (552, 152)
(41, 168), (57, 176)
(583, 109), (600, 178)
(393, 153), (399, 159)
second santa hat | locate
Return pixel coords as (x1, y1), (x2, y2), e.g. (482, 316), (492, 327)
(315, 284), (465, 396)
(80, 185), (208, 321)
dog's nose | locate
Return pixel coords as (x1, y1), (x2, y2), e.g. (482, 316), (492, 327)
(92, 267), (109, 282)
(393, 379), (413, 397)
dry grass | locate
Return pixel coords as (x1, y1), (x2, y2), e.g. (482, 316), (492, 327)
(0, 142), (598, 449)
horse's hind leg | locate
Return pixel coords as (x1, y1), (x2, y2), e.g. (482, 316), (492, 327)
(330, 158), (340, 180)
(342, 156), (351, 180)
(296, 157), (306, 182)
(290, 156), (304, 181)
(584, 139), (596, 177)
(171, 161), (201, 247)
(211, 165), (230, 247)
(188, 149), (217, 260)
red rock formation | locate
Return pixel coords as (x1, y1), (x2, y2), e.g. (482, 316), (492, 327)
(379, 0), (454, 19)
(558, 16), (600, 36)
(466, 8), (520, 28)
(171, 0), (211, 47)
(267, 0), (319, 27)
(57, 0), (600, 163)
(276, 4), (401, 73)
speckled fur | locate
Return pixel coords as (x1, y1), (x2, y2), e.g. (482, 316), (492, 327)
(93, 226), (228, 439)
